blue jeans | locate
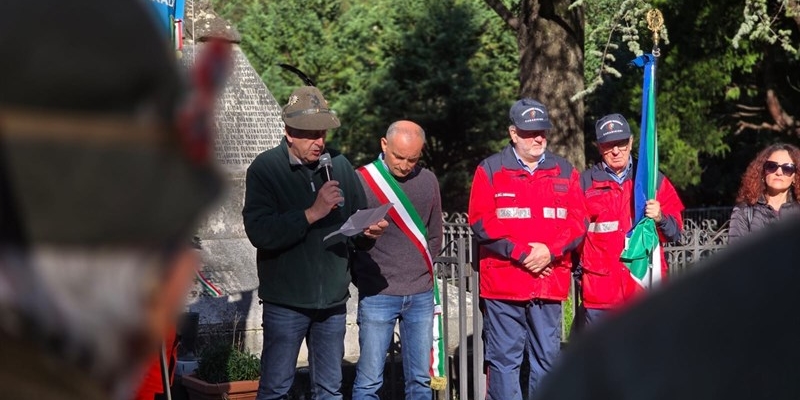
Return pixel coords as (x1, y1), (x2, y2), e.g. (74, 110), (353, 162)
(257, 302), (346, 400)
(483, 299), (562, 400)
(352, 290), (434, 400)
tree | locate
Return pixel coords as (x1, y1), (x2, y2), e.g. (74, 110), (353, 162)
(483, 0), (586, 168)
(327, 0), (519, 211)
(730, 0), (800, 136)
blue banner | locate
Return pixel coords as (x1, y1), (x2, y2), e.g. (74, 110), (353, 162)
(147, 0), (185, 36)
(630, 53), (658, 226)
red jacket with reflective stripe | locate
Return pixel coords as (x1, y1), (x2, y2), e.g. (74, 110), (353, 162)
(468, 146), (584, 301)
(578, 162), (684, 309)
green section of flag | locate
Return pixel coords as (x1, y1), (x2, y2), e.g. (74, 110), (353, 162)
(620, 218), (658, 280)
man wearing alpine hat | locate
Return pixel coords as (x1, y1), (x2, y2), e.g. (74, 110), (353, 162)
(243, 86), (387, 400)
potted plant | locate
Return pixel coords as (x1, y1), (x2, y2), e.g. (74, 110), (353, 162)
(182, 339), (261, 400)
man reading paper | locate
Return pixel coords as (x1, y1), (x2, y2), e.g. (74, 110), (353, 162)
(242, 85), (388, 400)
(351, 120), (445, 399)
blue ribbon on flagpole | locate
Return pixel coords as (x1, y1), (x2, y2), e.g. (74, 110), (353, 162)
(630, 53), (657, 228)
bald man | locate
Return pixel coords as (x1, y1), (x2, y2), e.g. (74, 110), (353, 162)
(351, 121), (443, 400)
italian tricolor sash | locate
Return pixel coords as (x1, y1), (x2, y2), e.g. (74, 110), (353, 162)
(357, 159), (447, 390)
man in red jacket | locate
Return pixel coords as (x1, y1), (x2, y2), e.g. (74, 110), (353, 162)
(576, 113), (684, 326)
(468, 98), (585, 400)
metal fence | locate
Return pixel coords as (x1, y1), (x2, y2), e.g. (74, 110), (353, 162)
(433, 207), (733, 400)
(664, 207), (732, 274)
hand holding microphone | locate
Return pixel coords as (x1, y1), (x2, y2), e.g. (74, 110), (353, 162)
(319, 153), (345, 208)
(305, 153), (345, 224)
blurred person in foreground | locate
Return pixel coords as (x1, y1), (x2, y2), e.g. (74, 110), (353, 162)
(351, 120), (443, 400)
(575, 113), (683, 328)
(242, 86), (388, 400)
(468, 98), (585, 400)
(728, 143), (800, 242)
(533, 215), (800, 400)
(0, 0), (229, 399)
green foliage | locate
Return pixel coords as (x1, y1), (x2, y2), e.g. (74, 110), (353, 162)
(213, 0), (800, 207)
(732, 0), (799, 58)
(579, 0), (669, 100)
(582, 0), (754, 199)
(196, 340), (260, 384)
(332, 0), (517, 210)
(579, 0), (800, 206)
(214, 0), (517, 210)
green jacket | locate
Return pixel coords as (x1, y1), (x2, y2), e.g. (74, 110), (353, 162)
(243, 139), (371, 309)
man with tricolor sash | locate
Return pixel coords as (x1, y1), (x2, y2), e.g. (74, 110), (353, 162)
(575, 113), (684, 327)
(468, 99), (585, 400)
(351, 120), (445, 399)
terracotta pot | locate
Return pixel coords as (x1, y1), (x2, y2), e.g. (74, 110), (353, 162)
(182, 373), (259, 400)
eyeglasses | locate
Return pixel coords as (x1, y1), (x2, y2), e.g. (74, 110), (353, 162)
(515, 128), (547, 138)
(600, 140), (630, 153)
(764, 161), (797, 175)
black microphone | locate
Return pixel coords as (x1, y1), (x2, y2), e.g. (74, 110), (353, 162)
(319, 153), (333, 182)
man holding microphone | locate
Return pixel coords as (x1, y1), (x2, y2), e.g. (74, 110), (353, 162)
(243, 86), (387, 400)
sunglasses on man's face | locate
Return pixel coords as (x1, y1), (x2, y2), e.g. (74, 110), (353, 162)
(763, 161), (797, 175)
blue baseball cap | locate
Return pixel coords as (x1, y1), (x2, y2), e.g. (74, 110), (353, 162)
(509, 98), (553, 131)
(595, 113), (632, 144)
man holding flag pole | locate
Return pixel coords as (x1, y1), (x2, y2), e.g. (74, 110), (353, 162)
(575, 9), (684, 328)
(575, 111), (683, 327)
(533, 15), (796, 400)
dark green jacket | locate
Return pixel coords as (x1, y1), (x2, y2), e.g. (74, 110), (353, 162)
(243, 139), (371, 309)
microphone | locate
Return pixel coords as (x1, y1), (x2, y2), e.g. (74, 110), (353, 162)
(319, 153), (343, 207)
(319, 153), (333, 182)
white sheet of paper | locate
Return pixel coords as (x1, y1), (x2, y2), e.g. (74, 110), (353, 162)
(323, 203), (393, 241)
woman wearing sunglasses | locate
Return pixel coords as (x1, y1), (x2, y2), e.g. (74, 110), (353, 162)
(728, 143), (800, 242)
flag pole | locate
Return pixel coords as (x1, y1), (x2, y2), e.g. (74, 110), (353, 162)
(620, 9), (666, 288)
(646, 9), (663, 288)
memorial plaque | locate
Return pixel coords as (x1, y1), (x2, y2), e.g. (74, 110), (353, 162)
(182, 43), (284, 357)
(181, 45), (285, 173)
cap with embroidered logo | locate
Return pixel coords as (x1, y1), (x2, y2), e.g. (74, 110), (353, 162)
(595, 113), (632, 144)
(509, 98), (553, 131)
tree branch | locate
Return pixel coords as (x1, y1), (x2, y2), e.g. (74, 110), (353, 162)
(735, 120), (782, 134)
(483, 0), (520, 31)
(765, 89), (796, 130)
(733, 90), (800, 136)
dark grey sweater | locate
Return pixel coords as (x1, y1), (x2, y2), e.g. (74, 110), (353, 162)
(353, 165), (443, 296)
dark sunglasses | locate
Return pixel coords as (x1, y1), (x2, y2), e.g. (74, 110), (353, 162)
(764, 161), (797, 175)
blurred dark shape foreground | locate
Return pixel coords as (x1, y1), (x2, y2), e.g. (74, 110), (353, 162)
(534, 214), (800, 400)
(0, 0), (227, 399)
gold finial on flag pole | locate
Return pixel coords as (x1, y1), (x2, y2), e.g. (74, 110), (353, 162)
(646, 9), (664, 56)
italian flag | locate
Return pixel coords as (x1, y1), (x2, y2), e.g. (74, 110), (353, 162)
(620, 53), (662, 288)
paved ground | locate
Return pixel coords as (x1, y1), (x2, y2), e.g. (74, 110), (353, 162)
(172, 358), (409, 400)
